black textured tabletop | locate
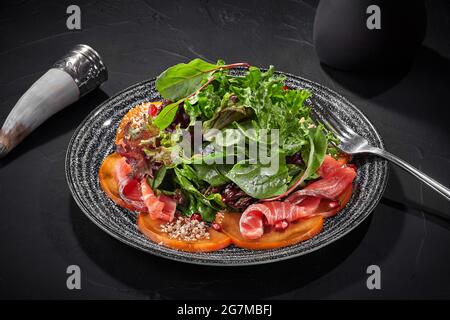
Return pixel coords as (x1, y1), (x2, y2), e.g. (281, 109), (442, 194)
(0, 0), (449, 299)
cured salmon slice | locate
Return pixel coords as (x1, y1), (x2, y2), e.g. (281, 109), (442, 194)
(239, 199), (321, 240)
(318, 155), (344, 178)
(99, 153), (137, 211)
(140, 179), (176, 222)
(220, 212), (323, 250)
(262, 154), (352, 201)
(99, 152), (177, 222)
(158, 194), (177, 221)
(115, 156), (147, 212)
(313, 184), (353, 218)
(286, 157), (356, 204)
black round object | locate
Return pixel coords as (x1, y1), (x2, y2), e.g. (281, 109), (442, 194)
(313, 0), (427, 71)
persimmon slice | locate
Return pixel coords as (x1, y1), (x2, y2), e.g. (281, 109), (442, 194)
(337, 153), (352, 165)
(218, 213), (324, 250)
(99, 152), (138, 211)
(137, 213), (232, 252)
(115, 101), (162, 145)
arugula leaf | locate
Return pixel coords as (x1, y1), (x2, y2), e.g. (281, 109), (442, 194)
(203, 106), (251, 131)
(152, 166), (167, 189)
(227, 65), (313, 156)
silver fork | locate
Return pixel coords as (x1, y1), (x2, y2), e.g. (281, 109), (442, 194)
(312, 107), (450, 203)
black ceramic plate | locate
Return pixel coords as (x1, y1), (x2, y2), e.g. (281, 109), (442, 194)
(66, 69), (388, 266)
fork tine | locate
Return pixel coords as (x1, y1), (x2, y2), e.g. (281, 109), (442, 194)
(319, 106), (357, 137)
(313, 107), (352, 139)
(311, 108), (346, 141)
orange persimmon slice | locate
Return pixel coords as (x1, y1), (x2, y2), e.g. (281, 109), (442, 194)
(336, 153), (352, 165)
(115, 101), (162, 145)
(218, 184), (353, 250)
(100, 152), (232, 252)
(218, 213), (323, 250)
(137, 213), (232, 252)
(99, 152), (138, 211)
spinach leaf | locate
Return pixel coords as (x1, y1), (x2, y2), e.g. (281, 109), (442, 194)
(152, 99), (183, 130)
(156, 59), (218, 100)
(226, 157), (289, 199)
(193, 163), (231, 187)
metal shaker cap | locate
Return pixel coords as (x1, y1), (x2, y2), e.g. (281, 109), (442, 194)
(53, 44), (108, 96)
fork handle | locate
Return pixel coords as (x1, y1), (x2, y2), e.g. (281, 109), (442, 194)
(371, 148), (450, 202)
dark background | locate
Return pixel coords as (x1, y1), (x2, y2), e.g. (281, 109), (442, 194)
(0, 0), (449, 299)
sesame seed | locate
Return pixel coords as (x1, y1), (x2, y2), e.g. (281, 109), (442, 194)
(159, 217), (211, 242)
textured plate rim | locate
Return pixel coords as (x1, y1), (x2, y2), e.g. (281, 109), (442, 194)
(65, 71), (388, 266)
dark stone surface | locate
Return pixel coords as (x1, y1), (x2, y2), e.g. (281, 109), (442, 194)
(0, 0), (449, 299)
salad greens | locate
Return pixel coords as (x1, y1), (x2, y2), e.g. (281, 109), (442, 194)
(140, 58), (337, 220)
(154, 59), (250, 130)
(173, 164), (225, 221)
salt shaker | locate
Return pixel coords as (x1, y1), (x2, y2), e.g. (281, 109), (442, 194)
(0, 44), (108, 158)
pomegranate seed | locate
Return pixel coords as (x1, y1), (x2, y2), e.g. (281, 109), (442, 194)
(346, 163), (357, 171)
(211, 222), (222, 231)
(149, 104), (159, 117)
(282, 85), (290, 90)
(190, 213), (202, 221)
(328, 201), (340, 209)
(274, 220), (289, 231)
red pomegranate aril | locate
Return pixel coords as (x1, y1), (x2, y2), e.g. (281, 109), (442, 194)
(282, 85), (290, 90)
(190, 213), (202, 221)
(149, 104), (159, 117)
(211, 222), (222, 231)
(328, 201), (340, 209)
(274, 220), (289, 231)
